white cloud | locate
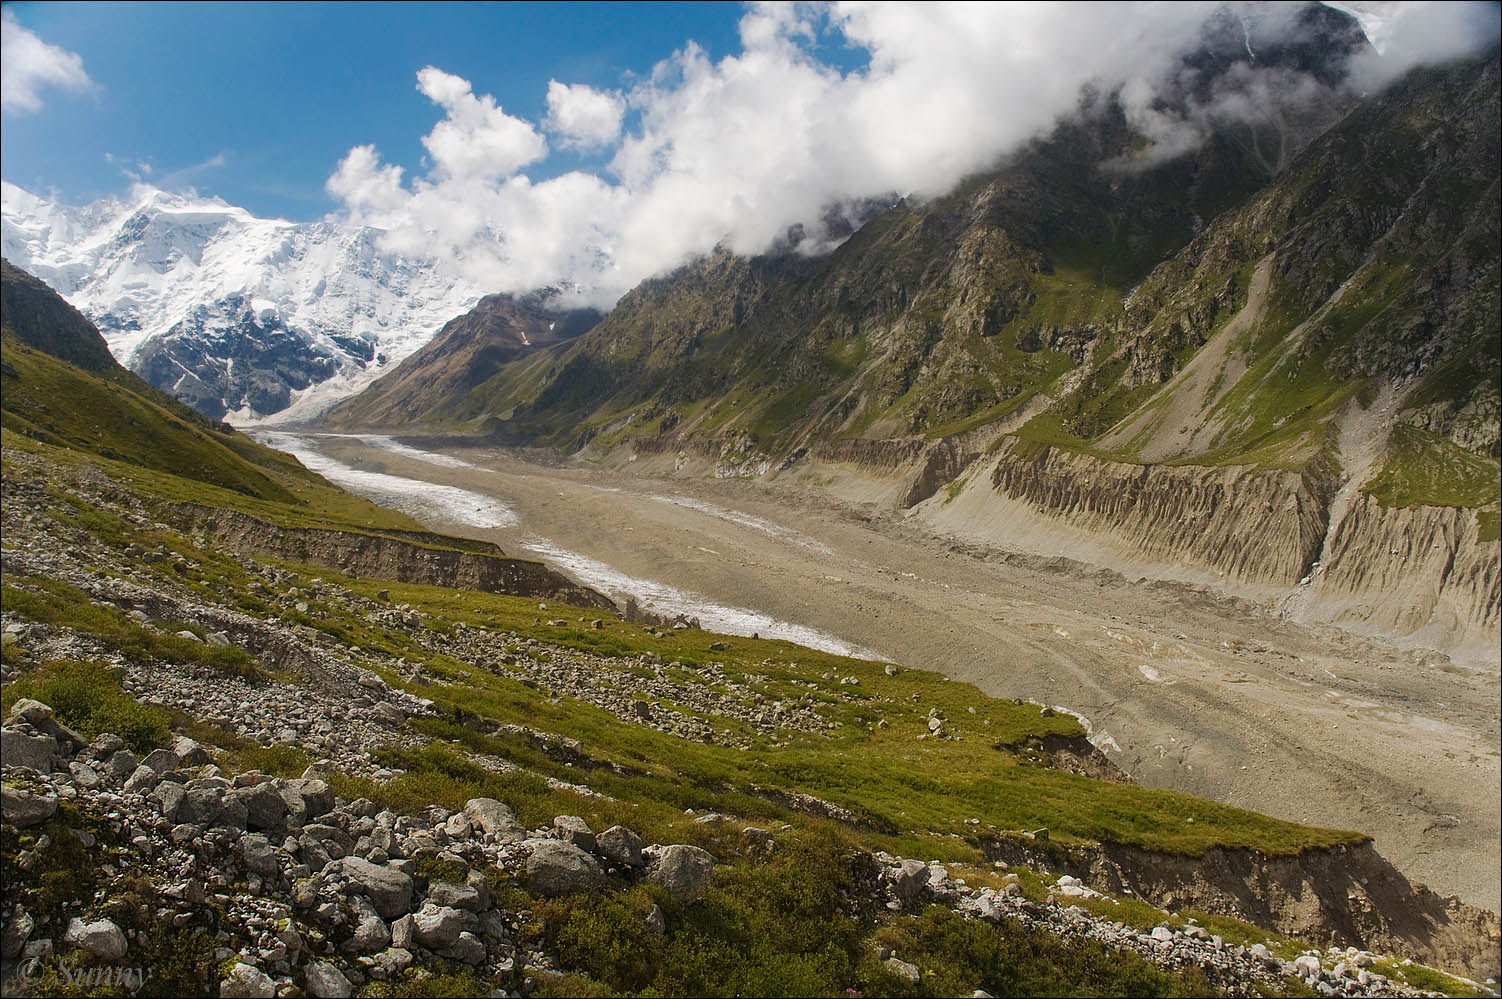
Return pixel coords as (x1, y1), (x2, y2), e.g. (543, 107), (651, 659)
(326, 1), (1498, 310)
(1, 9), (92, 112)
(416, 66), (547, 181)
(1341, 1), (1500, 89)
(545, 80), (626, 151)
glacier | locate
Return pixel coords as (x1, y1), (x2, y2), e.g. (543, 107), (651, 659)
(1, 181), (486, 424)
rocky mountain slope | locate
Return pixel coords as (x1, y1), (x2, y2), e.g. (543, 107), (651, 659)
(332, 42), (1501, 662)
(5, 260), (1498, 995)
(1, 183), (488, 424)
(325, 292), (601, 432)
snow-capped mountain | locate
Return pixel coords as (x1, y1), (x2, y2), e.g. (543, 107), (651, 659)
(1, 182), (486, 424)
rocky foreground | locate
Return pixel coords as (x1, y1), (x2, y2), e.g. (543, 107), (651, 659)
(0, 696), (1444, 998)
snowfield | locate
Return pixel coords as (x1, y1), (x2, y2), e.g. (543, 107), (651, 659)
(2, 181), (485, 424)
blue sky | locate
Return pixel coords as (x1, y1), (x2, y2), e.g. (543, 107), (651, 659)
(5, 1), (1496, 307)
(2, 2), (773, 219)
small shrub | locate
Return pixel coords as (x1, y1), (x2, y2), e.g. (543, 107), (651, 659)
(6, 660), (170, 752)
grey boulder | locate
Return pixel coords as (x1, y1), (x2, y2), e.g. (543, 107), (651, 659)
(647, 845), (715, 905)
(524, 838), (606, 898)
(62, 917), (127, 961)
(341, 857), (413, 919)
(596, 825), (644, 868)
(1, 784), (57, 827)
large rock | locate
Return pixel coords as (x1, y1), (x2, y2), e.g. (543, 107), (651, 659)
(170, 735), (214, 766)
(62, 918), (128, 961)
(179, 786), (227, 827)
(463, 797), (522, 839)
(1, 906), (34, 960)
(447, 930), (486, 965)
(341, 857), (413, 919)
(427, 881), (484, 912)
(0, 729), (57, 772)
(240, 834), (279, 876)
(553, 815), (595, 850)
(412, 903), (466, 949)
(1, 784), (57, 827)
(893, 859), (929, 903)
(885, 957), (921, 983)
(303, 961), (352, 998)
(596, 825), (644, 868)
(220, 962), (276, 998)
(105, 749), (137, 781)
(302, 823), (354, 859)
(352, 914), (390, 952)
(149, 782), (187, 822)
(524, 838), (606, 898)
(139, 748), (182, 774)
(390, 914), (415, 950)
(5, 699), (85, 749)
(647, 845), (715, 905)
(287, 777), (335, 819)
(228, 782), (288, 834)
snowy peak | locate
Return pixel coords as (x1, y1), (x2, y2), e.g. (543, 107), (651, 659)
(1, 182), (486, 424)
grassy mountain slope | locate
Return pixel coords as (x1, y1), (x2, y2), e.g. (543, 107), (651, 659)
(335, 51), (1497, 526)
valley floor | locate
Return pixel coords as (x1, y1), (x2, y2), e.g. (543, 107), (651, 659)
(284, 433), (1501, 913)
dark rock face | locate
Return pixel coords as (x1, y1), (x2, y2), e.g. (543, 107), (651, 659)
(131, 295), (374, 420)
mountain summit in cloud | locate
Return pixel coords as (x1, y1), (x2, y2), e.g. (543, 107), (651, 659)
(325, 1), (1497, 311)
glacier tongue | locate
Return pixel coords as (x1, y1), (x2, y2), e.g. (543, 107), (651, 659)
(1, 181), (485, 424)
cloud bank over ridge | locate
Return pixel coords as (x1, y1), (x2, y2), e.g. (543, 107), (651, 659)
(327, 1), (1499, 310)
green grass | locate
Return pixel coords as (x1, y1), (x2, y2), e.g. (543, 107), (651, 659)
(239, 563), (1367, 863)
(529, 829), (1228, 998)
(1, 659), (172, 753)
(1369, 960), (1492, 999)
(1363, 424), (1501, 516)
(0, 575), (262, 680)
(0, 334), (297, 502)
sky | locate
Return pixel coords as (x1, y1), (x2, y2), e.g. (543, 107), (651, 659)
(4, 1), (1499, 307)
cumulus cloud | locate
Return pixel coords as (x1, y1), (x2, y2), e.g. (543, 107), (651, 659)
(1, 9), (92, 112)
(327, 1), (1499, 310)
(545, 81), (626, 151)
(416, 66), (547, 181)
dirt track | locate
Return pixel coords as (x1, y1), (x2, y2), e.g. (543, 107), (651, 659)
(306, 434), (1502, 912)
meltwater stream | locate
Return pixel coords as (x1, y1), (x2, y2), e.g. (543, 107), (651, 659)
(258, 433), (883, 660)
